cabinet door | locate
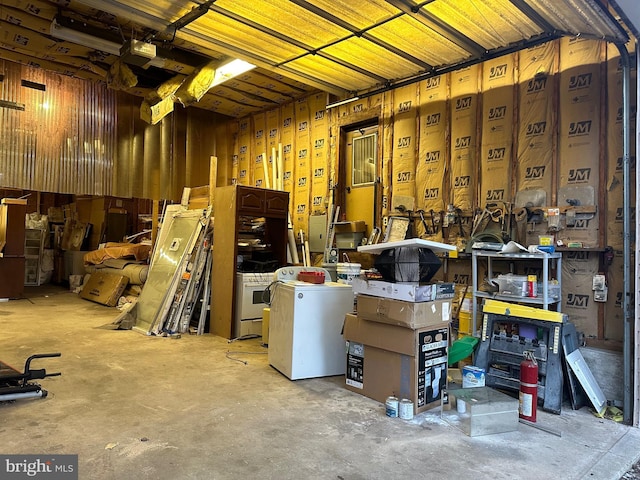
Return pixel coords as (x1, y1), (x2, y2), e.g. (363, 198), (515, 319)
(1, 203), (26, 256)
(265, 191), (289, 217)
(237, 188), (264, 213)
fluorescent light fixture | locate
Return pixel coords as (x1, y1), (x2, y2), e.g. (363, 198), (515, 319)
(326, 96), (360, 109)
(50, 19), (121, 55)
(212, 59), (255, 87)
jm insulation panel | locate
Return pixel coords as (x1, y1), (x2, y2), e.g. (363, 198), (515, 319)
(391, 84), (419, 202)
(231, 132), (239, 184)
(267, 108), (280, 189)
(294, 98), (311, 235)
(557, 37), (602, 247)
(237, 118), (251, 186)
(417, 74), (448, 214)
(252, 112), (267, 188)
(562, 251), (600, 339)
(604, 251), (631, 341)
(450, 65), (479, 211)
(310, 93), (329, 214)
(605, 43), (637, 252)
(516, 42), (555, 195)
(267, 109), (280, 150)
(480, 55), (515, 207)
(281, 103), (296, 196)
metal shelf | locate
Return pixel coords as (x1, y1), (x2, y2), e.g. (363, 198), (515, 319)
(474, 291), (562, 305)
(472, 250), (562, 336)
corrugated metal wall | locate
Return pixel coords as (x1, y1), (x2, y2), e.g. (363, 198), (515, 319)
(0, 60), (115, 195)
(114, 94), (221, 200)
(0, 60), (223, 201)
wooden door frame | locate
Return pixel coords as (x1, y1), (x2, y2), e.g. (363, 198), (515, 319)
(335, 109), (382, 229)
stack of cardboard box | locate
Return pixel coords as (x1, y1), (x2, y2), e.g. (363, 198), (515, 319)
(344, 275), (455, 414)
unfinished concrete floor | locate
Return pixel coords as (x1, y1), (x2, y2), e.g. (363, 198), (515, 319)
(1, 285), (639, 480)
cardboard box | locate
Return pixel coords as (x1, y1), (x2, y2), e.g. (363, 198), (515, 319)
(334, 221), (366, 233)
(356, 295), (451, 329)
(335, 232), (365, 249)
(334, 221), (367, 249)
(344, 313), (448, 413)
(352, 277), (455, 302)
(79, 271), (128, 307)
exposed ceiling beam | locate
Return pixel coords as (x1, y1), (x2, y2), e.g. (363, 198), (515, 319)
(384, 0), (486, 57)
(144, 0), (216, 41)
(288, 0), (433, 71)
(208, 4), (388, 83)
(508, 0), (557, 33)
(355, 32), (561, 100)
(76, 0), (348, 95)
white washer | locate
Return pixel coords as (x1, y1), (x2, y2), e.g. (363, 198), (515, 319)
(268, 269), (353, 380)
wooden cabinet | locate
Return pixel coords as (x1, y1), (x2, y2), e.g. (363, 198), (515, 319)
(0, 199), (27, 299)
(211, 185), (289, 339)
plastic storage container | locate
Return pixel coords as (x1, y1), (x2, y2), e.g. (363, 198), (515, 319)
(336, 263), (361, 284)
(297, 271), (325, 284)
(442, 386), (519, 436)
(492, 274), (528, 297)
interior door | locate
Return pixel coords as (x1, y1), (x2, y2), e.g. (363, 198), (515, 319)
(344, 125), (378, 238)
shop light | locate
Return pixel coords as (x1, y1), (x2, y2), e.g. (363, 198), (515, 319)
(211, 59), (256, 86)
(50, 19), (121, 55)
(325, 96), (360, 109)
(51, 19), (253, 89)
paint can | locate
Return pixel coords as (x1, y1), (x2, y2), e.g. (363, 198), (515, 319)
(336, 262), (361, 285)
(385, 396), (399, 417)
(399, 398), (414, 420)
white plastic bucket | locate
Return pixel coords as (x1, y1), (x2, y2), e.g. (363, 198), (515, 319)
(336, 262), (361, 285)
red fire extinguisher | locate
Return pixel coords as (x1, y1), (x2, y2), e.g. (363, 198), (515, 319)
(519, 350), (538, 422)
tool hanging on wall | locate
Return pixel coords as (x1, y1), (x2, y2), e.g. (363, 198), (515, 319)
(455, 208), (465, 237)
(513, 207), (528, 245)
(429, 209), (440, 235)
(417, 210), (431, 235)
(299, 230), (309, 267)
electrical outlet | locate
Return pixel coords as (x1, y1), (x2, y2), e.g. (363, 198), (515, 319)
(592, 274), (606, 291)
(594, 286), (608, 302)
